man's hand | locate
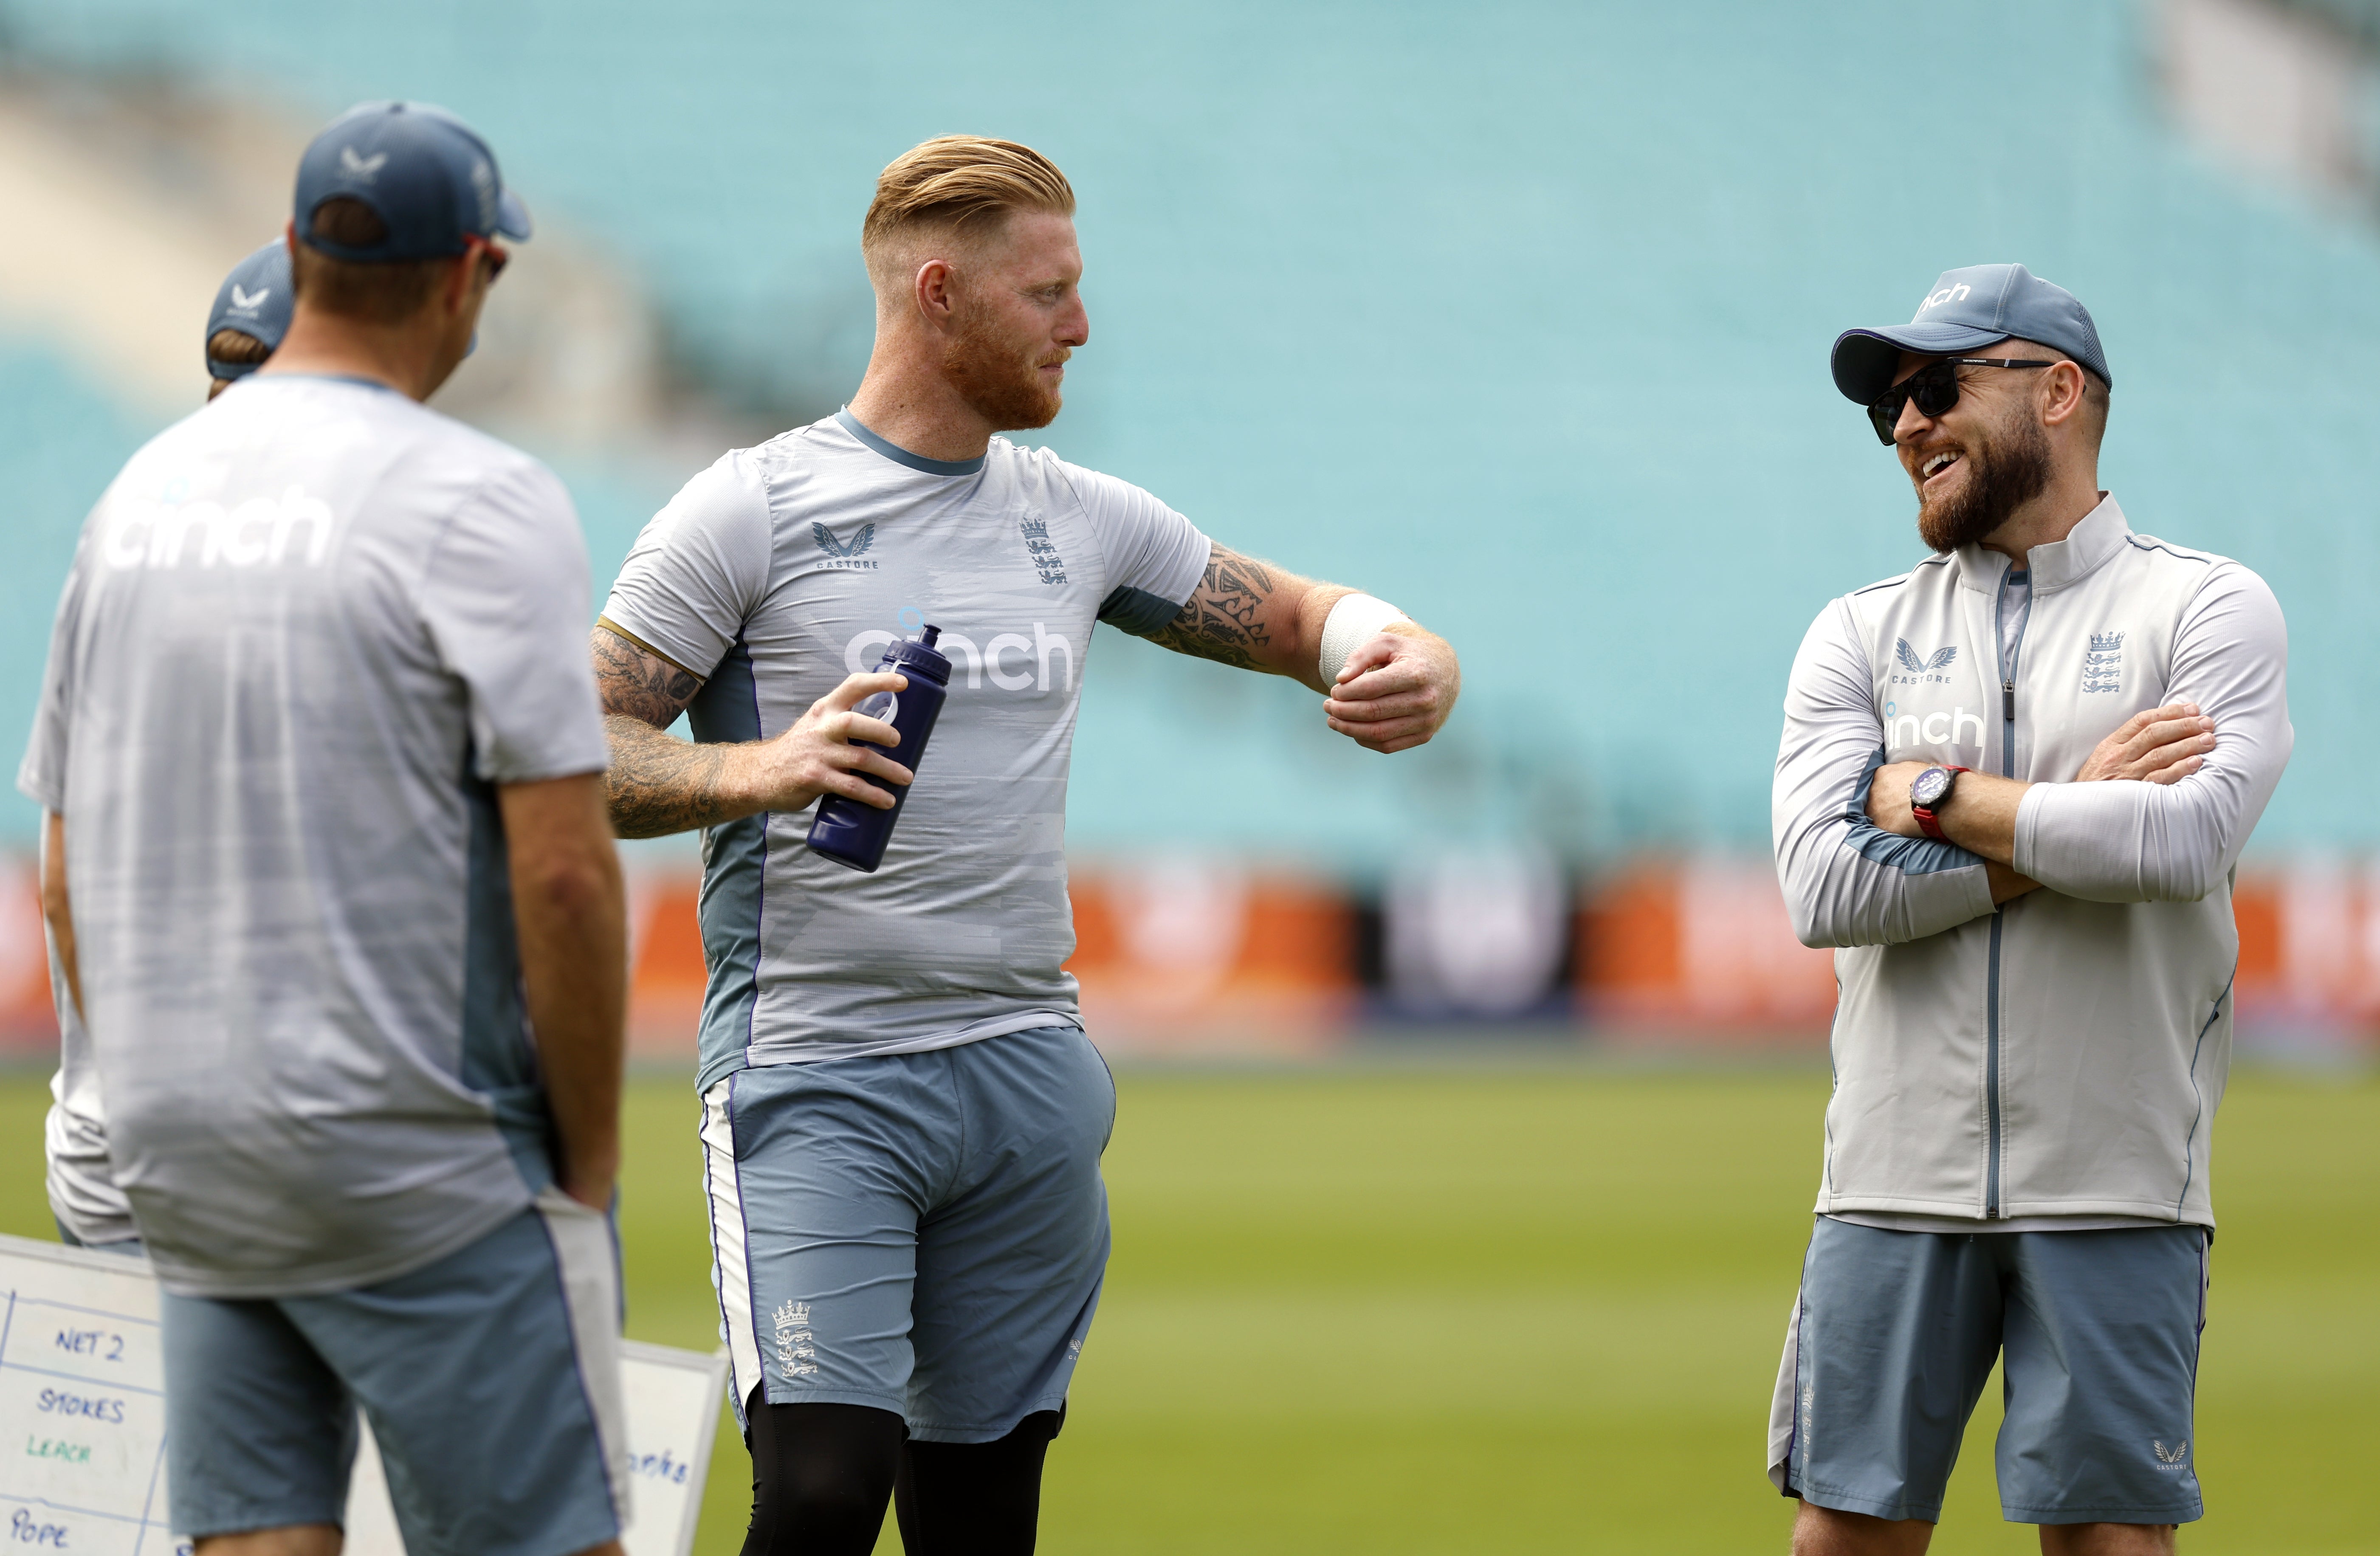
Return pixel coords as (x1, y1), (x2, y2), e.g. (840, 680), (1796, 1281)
(1864, 760), (1928, 840)
(595, 615), (914, 838)
(738, 672), (914, 813)
(2075, 702), (2216, 784)
(1323, 626), (1461, 753)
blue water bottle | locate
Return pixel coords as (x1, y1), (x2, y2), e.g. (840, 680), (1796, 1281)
(806, 626), (952, 873)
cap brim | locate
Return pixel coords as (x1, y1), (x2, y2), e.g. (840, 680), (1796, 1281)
(1830, 324), (2010, 404)
(495, 188), (533, 242)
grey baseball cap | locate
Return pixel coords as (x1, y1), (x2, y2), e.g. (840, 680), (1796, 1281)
(204, 240), (294, 381)
(293, 100), (531, 262)
(1830, 263), (2111, 406)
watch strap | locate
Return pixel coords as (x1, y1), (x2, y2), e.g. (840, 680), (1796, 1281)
(1910, 765), (1971, 841)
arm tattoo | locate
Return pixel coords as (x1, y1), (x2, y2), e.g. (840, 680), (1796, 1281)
(591, 623), (703, 728)
(1145, 544), (1277, 671)
(589, 625), (733, 839)
(603, 715), (740, 839)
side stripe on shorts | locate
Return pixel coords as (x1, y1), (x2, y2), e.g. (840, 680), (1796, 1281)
(532, 1185), (634, 1530)
(703, 1075), (764, 1426)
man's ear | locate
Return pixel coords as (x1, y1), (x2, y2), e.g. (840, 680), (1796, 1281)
(2040, 359), (2087, 428)
(913, 258), (956, 327)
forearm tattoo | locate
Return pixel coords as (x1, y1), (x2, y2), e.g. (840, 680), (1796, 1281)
(590, 626), (730, 839)
(603, 715), (740, 839)
(1146, 544), (1277, 671)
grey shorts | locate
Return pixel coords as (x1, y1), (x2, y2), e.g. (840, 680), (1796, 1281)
(702, 1024), (1116, 1443)
(54, 1217), (142, 1257)
(1768, 1216), (2209, 1526)
(160, 1189), (629, 1555)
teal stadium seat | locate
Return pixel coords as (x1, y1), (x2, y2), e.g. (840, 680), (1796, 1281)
(3, 0), (2374, 863)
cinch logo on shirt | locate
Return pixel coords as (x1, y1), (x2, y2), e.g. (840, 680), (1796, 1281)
(100, 487), (336, 570)
(1883, 701), (1987, 752)
(844, 626), (1075, 692)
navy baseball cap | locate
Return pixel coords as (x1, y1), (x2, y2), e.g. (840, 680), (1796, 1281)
(204, 240), (294, 381)
(293, 100), (532, 262)
(1831, 263), (2111, 406)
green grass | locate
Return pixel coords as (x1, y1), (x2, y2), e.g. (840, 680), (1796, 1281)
(3, 1066), (2374, 1553)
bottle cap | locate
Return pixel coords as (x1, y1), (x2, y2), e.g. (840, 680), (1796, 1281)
(884, 624), (953, 685)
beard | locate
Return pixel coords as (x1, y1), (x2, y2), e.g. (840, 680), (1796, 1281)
(941, 302), (1064, 432)
(1915, 409), (2053, 553)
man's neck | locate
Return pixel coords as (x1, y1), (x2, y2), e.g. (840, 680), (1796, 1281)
(844, 342), (995, 464)
(258, 308), (445, 403)
(1981, 470), (2105, 572)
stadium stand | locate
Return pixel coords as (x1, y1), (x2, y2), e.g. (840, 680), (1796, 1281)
(2, 0), (2377, 1049)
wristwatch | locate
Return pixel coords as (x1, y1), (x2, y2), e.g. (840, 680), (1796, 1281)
(1909, 765), (1970, 840)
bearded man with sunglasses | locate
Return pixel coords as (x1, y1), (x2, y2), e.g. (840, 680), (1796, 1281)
(1766, 264), (2291, 1556)
(24, 102), (632, 1556)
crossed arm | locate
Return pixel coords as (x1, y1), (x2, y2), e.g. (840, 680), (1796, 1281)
(592, 541), (1461, 839)
(1776, 571), (2287, 948)
(1861, 704), (2220, 904)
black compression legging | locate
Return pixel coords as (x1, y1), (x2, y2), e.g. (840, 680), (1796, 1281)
(739, 1392), (1063, 1556)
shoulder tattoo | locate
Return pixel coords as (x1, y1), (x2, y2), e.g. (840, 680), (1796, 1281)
(592, 621), (703, 728)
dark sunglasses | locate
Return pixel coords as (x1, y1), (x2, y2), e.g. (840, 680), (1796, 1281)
(1866, 357), (2055, 445)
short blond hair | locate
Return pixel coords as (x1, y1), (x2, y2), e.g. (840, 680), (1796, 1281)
(862, 135), (1074, 274)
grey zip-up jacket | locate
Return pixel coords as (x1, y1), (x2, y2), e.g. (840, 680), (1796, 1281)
(1773, 498), (2290, 1228)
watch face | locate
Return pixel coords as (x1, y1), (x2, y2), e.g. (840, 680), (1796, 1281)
(1910, 766), (1952, 808)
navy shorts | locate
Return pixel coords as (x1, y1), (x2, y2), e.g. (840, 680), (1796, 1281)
(1769, 1216), (2209, 1526)
(160, 1189), (629, 1555)
(702, 1025), (1116, 1443)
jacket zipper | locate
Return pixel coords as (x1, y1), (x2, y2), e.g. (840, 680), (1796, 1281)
(1986, 566), (2033, 1218)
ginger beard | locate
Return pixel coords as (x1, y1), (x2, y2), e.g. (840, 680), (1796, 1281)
(1915, 397), (2053, 554)
(941, 288), (1066, 432)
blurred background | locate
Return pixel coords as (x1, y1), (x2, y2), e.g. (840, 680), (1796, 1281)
(0, 2), (2374, 1552)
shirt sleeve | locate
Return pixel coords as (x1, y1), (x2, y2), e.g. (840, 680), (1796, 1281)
(2012, 564), (2291, 902)
(1055, 461), (1212, 637)
(1773, 596), (1998, 948)
(599, 451), (774, 677)
(417, 457), (610, 786)
(17, 546), (89, 813)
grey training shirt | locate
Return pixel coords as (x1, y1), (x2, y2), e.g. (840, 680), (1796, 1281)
(601, 412), (1210, 1089)
(19, 375), (610, 1298)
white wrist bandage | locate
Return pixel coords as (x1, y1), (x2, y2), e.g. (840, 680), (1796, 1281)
(1318, 592), (1410, 685)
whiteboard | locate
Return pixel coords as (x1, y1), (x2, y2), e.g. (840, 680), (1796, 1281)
(0, 1232), (727, 1556)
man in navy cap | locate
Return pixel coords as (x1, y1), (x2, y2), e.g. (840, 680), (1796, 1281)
(1767, 265), (2292, 1553)
(203, 241), (294, 399)
(25, 101), (629, 1556)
